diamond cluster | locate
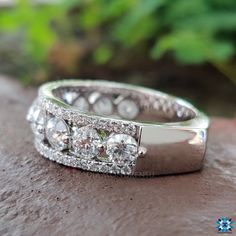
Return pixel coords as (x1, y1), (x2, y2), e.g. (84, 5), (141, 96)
(40, 96), (138, 136)
(35, 139), (134, 175)
(62, 90), (140, 119)
(27, 98), (140, 175)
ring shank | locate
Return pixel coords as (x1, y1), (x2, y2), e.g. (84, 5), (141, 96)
(135, 125), (207, 175)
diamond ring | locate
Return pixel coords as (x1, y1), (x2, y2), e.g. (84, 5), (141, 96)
(27, 80), (209, 176)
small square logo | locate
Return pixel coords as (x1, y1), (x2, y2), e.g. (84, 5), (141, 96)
(216, 217), (234, 233)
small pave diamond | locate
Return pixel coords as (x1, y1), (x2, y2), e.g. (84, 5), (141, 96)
(46, 117), (70, 151)
(106, 134), (138, 164)
(93, 96), (113, 116)
(72, 126), (102, 159)
(117, 99), (139, 120)
(121, 165), (132, 175)
(73, 97), (89, 112)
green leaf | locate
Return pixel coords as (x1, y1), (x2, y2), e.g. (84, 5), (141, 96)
(112, 0), (165, 46)
(151, 31), (234, 63)
(93, 45), (113, 64)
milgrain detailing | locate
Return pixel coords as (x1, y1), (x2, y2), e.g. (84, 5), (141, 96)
(27, 80), (209, 176)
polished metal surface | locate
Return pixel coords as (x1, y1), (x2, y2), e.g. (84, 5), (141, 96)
(135, 125), (207, 175)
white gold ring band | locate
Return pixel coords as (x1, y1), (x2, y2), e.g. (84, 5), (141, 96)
(27, 80), (209, 176)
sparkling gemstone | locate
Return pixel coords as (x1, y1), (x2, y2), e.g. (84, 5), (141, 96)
(28, 105), (46, 138)
(88, 92), (101, 104)
(72, 126), (101, 159)
(46, 117), (70, 151)
(93, 96), (113, 116)
(99, 163), (109, 173)
(73, 97), (89, 112)
(121, 165), (132, 175)
(106, 134), (138, 164)
(117, 99), (139, 120)
(27, 102), (38, 122)
(62, 91), (78, 104)
(110, 164), (120, 174)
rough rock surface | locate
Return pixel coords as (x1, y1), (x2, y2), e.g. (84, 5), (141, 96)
(0, 76), (235, 236)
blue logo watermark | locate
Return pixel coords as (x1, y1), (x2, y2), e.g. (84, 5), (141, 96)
(216, 217), (234, 233)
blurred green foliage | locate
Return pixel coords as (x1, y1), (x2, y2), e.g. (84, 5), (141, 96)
(0, 0), (235, 83)
(76, 0), (236, 66)
(0, 0), (66, 63)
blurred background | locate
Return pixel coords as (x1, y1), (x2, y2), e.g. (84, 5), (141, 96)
(0, 0), (235, 116)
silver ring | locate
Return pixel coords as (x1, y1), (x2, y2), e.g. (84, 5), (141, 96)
(27, 80), (209, 176)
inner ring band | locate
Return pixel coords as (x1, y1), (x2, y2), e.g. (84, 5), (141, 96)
(27, 80), (209, 176)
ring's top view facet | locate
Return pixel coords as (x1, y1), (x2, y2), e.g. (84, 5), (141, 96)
(27, 80), (210, 176)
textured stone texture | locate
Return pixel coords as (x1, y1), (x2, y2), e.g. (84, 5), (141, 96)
(0, 76), (235, 236)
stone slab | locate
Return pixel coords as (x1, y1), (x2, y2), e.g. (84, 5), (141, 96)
(0, 76), (235, 236)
